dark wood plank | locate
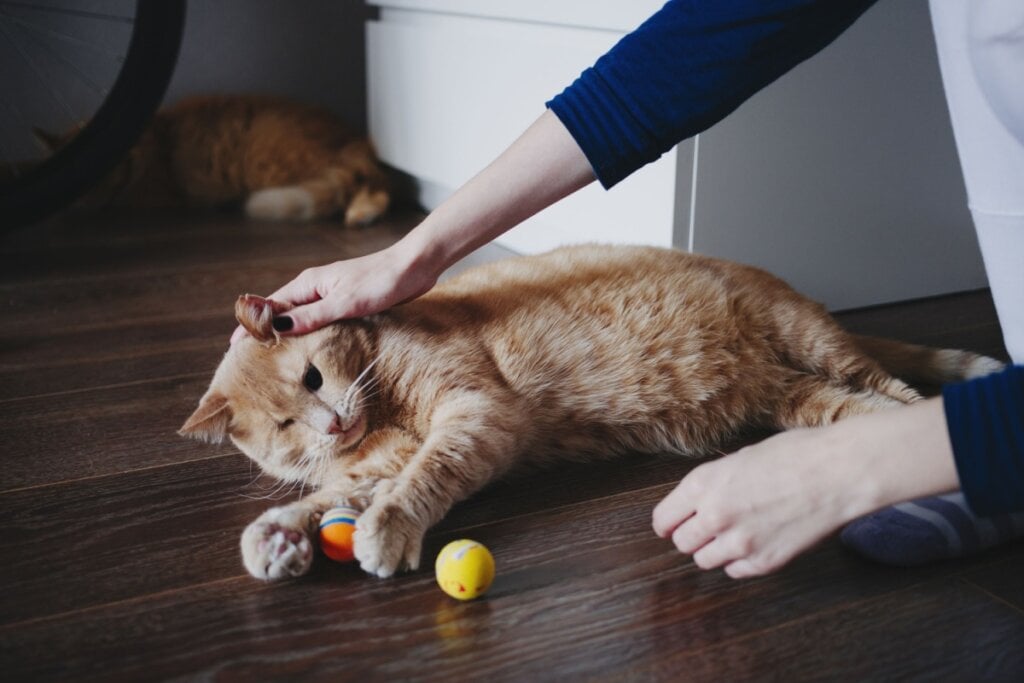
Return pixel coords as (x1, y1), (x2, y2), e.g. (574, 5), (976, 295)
(3, 207), (1021, 683)
(0, 374), (227, 489)
(3, 482), (1019, 682)
(624, 578), (1024, 682)
(835, 289), (1009, 360)
(0, 313), (229, 400)
(0, 454), (261, 625)
(0, 447), (702, 624)
(1, 211), (417, 285)
(961, 551), (1024, 612)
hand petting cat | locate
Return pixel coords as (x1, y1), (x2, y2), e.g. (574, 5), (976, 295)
(232, 109), (594, 345)
(230, 240), (441, 344)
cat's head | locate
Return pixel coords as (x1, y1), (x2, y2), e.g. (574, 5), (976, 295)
(180, 295), (378, 483)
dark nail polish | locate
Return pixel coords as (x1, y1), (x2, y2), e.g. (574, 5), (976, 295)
(272, 316), (294, 332)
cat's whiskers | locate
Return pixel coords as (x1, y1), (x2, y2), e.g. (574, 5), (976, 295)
(337, 357), (381, 418)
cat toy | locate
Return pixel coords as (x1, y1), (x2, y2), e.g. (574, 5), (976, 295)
(318, 506), (360, 563)
(435, 539), (495, 601)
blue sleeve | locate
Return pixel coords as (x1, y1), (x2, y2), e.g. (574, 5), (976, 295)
(546, 0), (879, 188)
(943, 365), (1024, 515)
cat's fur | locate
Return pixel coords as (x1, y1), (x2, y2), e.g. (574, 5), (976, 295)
(38, 95), (390, 225)
(180, 245), (1003, 580)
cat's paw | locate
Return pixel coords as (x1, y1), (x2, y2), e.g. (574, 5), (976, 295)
(240, 506), (315, 581)
(343, 188), (389, 227)
(354, 496), (424, 578)
(246, 187), (316, 222)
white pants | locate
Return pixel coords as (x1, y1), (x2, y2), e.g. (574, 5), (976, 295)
(930, 0), (1024, 364)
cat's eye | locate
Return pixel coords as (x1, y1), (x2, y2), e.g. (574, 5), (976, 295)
(278, 419), (294, 430)
(303, 364), (323, 391)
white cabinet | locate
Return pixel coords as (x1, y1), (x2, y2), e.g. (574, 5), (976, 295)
(366, 0), (988, 310)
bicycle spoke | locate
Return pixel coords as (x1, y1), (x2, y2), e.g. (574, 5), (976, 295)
(0, 9), (108, 98)
(0, 1), (133, 24)
(2, 97), (40, 159)
(0, 19), (79, 121)
(0, 124), (23, 179)
(0, 11), (126, 62)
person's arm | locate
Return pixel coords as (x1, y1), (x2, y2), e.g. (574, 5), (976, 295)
(548, 0), (879, 188)
(242, 0), (880, 339)
(233, 110), (593, 338)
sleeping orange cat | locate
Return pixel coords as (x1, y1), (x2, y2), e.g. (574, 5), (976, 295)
(180, 245), (1002, 580)
(38, 95), (391, 225)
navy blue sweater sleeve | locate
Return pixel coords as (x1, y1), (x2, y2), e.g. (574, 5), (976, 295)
(943, 365), (1024, 515)
(547, 0), (878, 188)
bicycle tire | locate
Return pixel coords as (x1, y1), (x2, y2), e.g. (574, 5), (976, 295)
(0, 0), (186, 232)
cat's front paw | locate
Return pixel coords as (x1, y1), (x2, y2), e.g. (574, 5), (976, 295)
(354, 496), (424, 578)
(241, 506), (315, 581)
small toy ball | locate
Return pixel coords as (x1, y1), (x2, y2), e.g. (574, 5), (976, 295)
(318, 506), (360, 563)
(435, 539), (495, 601)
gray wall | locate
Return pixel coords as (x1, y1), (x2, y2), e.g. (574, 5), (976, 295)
(165, 0), (372, 132)
(681, 0), (987, 310)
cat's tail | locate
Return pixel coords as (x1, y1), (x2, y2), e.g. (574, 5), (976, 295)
(245, 140), (390, 225)
(852, 334), (1005, 386)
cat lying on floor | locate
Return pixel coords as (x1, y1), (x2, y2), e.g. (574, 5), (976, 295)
(37, 95), (390, 226)
(179, 245), (1002, 580)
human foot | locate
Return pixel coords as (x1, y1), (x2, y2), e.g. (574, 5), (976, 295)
(841, 491), (1024, 565)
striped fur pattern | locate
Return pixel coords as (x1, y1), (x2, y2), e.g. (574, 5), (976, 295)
(40, 95), (390, 226)
(180, 245), (1004, 579)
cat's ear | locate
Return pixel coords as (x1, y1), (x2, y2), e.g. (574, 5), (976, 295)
(179, 391), (232, 443)
(235, 294), (286, 346)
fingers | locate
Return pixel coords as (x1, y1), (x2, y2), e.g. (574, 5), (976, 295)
(692, 531), (754, 570)
(651, 477), (698, 538)
(269, 267), (322, 307)
(670, 514), (718, 555)
(277, 297), (350, 336)
(724, 559), (762, 579)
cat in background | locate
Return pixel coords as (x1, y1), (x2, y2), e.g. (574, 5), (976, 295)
(36, 94), (391, 226)
(179, 244), (1004, 580)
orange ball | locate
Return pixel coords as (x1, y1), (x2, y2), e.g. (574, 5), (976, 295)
(319, 506), (360, 563)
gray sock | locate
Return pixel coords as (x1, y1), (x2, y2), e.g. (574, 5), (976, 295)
(840, 492), (1024, 566)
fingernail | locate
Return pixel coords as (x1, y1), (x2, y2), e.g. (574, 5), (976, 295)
(272, 316), (294, 332)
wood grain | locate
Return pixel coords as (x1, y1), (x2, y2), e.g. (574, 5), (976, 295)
(1, 208), (1020, 682)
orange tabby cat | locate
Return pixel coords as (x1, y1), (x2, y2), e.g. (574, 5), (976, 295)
(39, 95), (390, 225)
(180, 245), (1002, 580)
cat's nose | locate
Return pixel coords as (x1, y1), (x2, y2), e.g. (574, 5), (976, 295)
(326, 414), (346, 435)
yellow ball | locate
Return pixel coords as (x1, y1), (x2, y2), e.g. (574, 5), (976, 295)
(435, 539), (495, 601)
(319, 506), (360, 563)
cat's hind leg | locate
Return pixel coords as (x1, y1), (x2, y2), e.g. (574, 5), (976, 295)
(245, 186), (319, 222)
(772, 372), (914, 430)
(244, 168), (355, 223)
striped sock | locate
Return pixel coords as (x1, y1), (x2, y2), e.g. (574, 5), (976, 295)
(840, 492), (1024, 566)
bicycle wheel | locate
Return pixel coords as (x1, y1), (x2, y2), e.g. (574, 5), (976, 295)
(0, 0), (185, 231)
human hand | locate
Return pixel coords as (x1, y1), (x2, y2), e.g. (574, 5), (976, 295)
(651, 399), (959, 578)
(651, 425), (871, 579)
(230, 242), (440, 343)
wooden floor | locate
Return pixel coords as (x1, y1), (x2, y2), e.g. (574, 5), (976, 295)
(2, 210), (1022, 681)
